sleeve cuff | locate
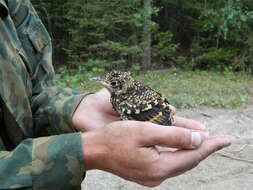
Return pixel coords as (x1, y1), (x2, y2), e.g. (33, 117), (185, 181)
(55, 92), (93, 132)
(32, 86), (93, 135)
(70, 92), (94, 132)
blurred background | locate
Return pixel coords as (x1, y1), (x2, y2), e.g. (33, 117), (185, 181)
(31, 0), (253, 109)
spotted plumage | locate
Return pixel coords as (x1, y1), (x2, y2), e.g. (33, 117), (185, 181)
(91, 70), (174, 126)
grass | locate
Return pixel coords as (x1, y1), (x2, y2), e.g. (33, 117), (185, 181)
(56, 67), (253, 109)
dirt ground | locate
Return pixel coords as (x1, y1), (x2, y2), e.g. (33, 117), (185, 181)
(82, 104), (253, 190)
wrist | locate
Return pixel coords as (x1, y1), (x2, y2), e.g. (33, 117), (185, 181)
(81, 131), (108, 170)
(72, 93), (96, 131)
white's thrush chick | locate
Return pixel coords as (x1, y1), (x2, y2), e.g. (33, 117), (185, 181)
(91, 70), (174, 125)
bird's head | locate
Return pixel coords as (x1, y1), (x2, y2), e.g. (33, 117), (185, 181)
(90, 70), (134, 95)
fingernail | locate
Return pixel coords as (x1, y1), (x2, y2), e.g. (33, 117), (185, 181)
(191, 132), (202, 148)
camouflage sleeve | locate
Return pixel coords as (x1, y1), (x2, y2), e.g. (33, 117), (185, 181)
(31, 86), (90, 136)
(7, 0), (91, 136)
(0, 133), (84, 189)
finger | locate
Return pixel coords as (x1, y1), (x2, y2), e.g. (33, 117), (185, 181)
(174, 116), (206, 131)
(139, 123), (206, 149)
(155, 145), (178, 152)
(98, 88), (111, 96)
(169, 105), (176, 115)
(162, 135), (231, 177)
(96, 88), (118, 115)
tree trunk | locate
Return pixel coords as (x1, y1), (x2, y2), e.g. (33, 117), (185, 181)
(142, 0), (152, 70)
(131, 26), (139, 65)
(39, 0), (53, 38)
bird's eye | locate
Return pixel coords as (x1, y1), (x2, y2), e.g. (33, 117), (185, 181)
(110, 81), (118, 87)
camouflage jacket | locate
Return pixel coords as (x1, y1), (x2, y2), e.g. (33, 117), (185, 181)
(0, 0), (89, 189)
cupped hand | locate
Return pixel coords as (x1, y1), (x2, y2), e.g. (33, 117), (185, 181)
(76, 89), (230, 187)
(82, 121), (230, 187)
(72, 88), (206, 132)
(72, 88), (119, 131)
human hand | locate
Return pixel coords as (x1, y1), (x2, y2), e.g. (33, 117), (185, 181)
(72, 88), (119, 131)
(72, 88), (205, 132)
(81, 121), (230, 187)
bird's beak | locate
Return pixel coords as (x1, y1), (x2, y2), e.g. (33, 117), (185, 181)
(90, 77), (111, 89)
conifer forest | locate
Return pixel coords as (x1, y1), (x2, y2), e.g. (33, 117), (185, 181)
(32, 0), (253, 74)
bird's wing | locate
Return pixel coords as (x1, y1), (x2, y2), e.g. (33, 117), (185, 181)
(118, 98), (173, 126)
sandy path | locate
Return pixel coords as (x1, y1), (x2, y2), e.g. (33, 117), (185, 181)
(82, 105), (253, 190)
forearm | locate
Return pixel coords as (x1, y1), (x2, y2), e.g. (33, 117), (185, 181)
(32, 86), (92, 136)
(0, 133), (84, 189)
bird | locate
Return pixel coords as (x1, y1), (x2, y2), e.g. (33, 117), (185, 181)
(90, 70), (174, 126)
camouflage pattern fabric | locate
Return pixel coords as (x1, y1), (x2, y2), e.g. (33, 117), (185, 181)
(0, 0), (89, 189)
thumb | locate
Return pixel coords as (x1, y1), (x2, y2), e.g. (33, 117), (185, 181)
(138, 123), (207, 149)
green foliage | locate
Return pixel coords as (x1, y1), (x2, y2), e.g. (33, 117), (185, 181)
(152, 31), (179, 63)
(31, 0), (253, 74)
(83, 59), (107, 73)
(56, 68), (253, 108)
(244, 35), (253, 74)
(194, 47), (238, 71)
(135, 69), (253, 108)
(200, 1), (253, 41)
(131, 64), (142, 72)
(193, 0), (253, 72)
(62, 0), (160, 69)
